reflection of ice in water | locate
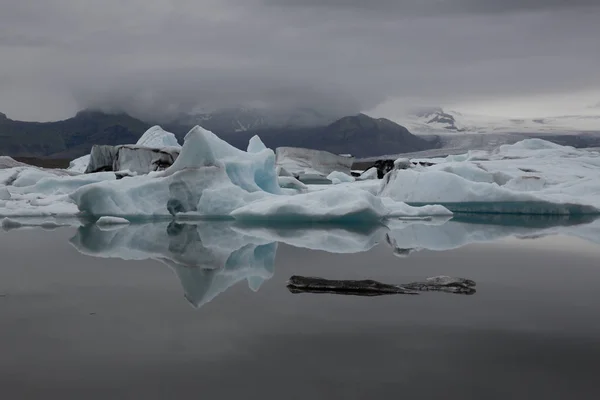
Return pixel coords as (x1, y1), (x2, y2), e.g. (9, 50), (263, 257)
(69, 216), (600, 308)
(70, 222), (277, 308)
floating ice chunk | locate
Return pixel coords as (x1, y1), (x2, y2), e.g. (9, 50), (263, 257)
(504, 175), (546, 192)
(379, 167), (600, 214)
(0, 187), (10, 200)
(247, 135), (267, 153)
(136, 125), (180, 148)
(13, 171), (115, 195)
(231, 188), (391, 222)
(327, 171), (355, 184)
(356, 167), (378, 181)
(394, 158), (412, 170)
(167, 126), (281, 195)
(232, 187), (449, 222)
(1, 217), (77, 230)
(276, 147), (354, 176)
(86, 145), (118, 173)
(431, 162), (496, 184)
(114, 145), (179, 174)
(71, 126), (279, 218)
(68, 154), (90, 173)
(0, 156), (29, 169)
(0, 199), (80, 218)
(96, 216), (130, 225)
(276, 166), (294, 177)
(10, 169), (61, 187)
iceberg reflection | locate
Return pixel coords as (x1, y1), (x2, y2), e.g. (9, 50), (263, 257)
(70, 222), (277, 308)
(68, 215), (600, 308)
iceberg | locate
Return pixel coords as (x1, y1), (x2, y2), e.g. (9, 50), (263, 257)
(113, 145), (179, 174)
(231, 187), (449, 222)
(135, 125), (180, 148)
(327, 171), (355, 184)
(80, 126), (180, 174)
(85, 145), (118, 173)
(356, 167), (378, 181)
(96, 216), (130, 225)
(71, 125), (445, 221)
(275, 147), (354, 177)
(379, 139), (600, 214)
(70, 126), (281, 219)
(68, 154), (90, 173)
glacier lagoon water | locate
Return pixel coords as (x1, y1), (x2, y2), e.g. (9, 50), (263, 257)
(1, 217), (600, 399)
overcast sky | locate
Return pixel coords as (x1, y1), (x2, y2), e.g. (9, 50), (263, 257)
(1, 0), (599, 121)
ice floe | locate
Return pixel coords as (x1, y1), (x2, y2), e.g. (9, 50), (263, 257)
(1, 131), (600, 222)
(379, 139), (600, 214)
(275, 147), (354, 177)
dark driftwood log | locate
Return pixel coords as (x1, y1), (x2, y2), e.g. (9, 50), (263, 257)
(287, 275), (476, 296)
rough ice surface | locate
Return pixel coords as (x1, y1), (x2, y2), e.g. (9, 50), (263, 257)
(232, 188), (390, 222)
(357, 167), (378, 181)
(79, 126), (180, 175)
(68, 155), (90, 173)
(96, 216), (130, 225)
(85, 145), (118, 173)
(114, 145), (179, 174)
(277, 176), (308, 192)
(275, 147), (354, 176)
(327, 171), (355, 184)
(70, 126), (281, 218)
(247, 135), (267, 153)
(379, 139), (600, 214)
(135, 125), (180, 148)
(3, 135), (600, 221)
(0, 156), (29, 169)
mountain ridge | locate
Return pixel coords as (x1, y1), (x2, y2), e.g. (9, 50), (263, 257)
(0, 110), (436, 159)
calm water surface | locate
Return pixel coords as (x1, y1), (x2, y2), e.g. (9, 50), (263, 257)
(1, 220), (600, 399)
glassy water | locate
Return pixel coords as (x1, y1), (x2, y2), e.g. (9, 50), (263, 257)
(1, 217), (600, 399)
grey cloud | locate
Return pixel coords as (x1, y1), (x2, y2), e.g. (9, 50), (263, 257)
(0, 0), (599, 121)
(264, 0), (600, 15)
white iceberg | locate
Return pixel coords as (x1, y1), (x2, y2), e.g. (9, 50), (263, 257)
(356, 167), (378, 181)
(96, 216), (130, 225)
(135, 125), (180, 148)
(71, 125), (446, 222)
(70, 126), (280, 219)
(327, 171), (355, 184)
(275, 147), (354, 177)
(113, 145), (179, 174)
(379, 139), (600, 214)
(73, 126), (180, 174)
(231, 187), (449, 222)
(68, 154), (91, 173)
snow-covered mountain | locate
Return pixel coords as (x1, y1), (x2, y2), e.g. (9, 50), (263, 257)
(174, 107), (338, 133)
(399, 107), (600, 135)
